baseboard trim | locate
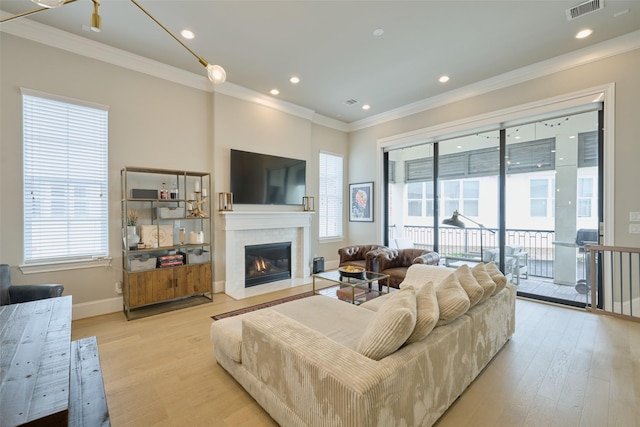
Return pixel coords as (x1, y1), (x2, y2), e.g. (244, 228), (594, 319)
(72, 297), (122, 320)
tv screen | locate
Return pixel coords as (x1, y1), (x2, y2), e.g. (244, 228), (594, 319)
(230, 149), (306, 205)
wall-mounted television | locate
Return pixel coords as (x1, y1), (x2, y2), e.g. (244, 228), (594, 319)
(230, 149), (306, 205)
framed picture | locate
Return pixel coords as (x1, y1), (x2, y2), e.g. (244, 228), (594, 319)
(349, 182), (373, 222)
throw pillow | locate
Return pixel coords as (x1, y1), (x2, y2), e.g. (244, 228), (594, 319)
(454, 264), (484, 307)
(485, 261), (507, 295)
(471, 263), (497, 303)
(356, 287), (417, 360)
(435, 273), (470, 326)
(406, 281), (439, 344)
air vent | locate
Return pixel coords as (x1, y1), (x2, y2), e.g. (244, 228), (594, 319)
(566, 0), (604, 20)
(344, 98), (358, 105)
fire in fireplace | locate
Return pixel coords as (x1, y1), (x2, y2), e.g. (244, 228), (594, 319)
(245, 242), (292, 287)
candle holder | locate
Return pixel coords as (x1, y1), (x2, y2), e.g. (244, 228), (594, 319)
(219, 192), (233, 211)
(188, 191), (208, 218)
(303, 196), (314, 212)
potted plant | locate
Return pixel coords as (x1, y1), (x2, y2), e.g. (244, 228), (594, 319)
(126, 209), (140, 249)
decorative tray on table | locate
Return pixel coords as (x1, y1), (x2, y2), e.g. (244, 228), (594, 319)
(338, 265), (365, 279)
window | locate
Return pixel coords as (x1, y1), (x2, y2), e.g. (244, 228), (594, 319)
(578, 177), (593, 218)
(22, 90), (108, 266)
(441, 179), (479, 217)
(530, 179), (549, 217)
(319, 152), (343, 239)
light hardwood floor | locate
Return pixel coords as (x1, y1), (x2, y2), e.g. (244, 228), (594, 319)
(71, 287), (640, 427)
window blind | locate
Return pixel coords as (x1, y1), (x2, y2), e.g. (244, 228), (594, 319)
(319, 152), (343, 239)
(22, 91), (109, 264)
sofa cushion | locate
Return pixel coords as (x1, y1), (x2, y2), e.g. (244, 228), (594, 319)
(485, 261), (508, 295)
(454, 264), (484, 307)
(406, 281), (439, 344)
(399, 264), (454, 289)
(356, 287), (417, 360)
(471, 263), (497, 303)
(435, 272), (471, 326)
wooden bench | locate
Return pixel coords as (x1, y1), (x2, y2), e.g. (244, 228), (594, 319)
(68, 336), (110, 427)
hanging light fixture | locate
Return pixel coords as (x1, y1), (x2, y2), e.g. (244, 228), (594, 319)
(31, 0), (66, 8)
(1, 0), (226, 84)
(130, 0), (226, 84)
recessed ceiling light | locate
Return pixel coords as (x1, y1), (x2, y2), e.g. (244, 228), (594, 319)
(569, 135), (576, 139)
(373, 28), (384, 37)
(575, 29), (593, 39)
(270, 89), (280, 95)
(289, 76), (300, 84)
(362, 104), (370, 110)
(439, 75), (450, 83)
(180, 29), (195, 40)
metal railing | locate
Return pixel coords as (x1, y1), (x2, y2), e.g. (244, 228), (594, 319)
(587, 244), (640, 322)
(398, 225), (556, 278)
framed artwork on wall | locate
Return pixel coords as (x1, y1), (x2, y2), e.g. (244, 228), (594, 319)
(349, 182), (373, 222)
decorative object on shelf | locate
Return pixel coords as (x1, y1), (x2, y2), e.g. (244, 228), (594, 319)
(179, 227), (186, 245)
(125, 226), (140, 250)
(218, 192), (233, 211)
(349, 182), (374, 222)
(302, 196), (314, 212)
(190, 231), (204, 244)
(0, 0), (227, 85)
(189, 189), (208, 218)
(160, 182), (168, 200)
(127, 208), (138, 226)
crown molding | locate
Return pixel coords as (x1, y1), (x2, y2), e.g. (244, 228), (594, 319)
(0, 11), (347, 130)
(2, 11), (638, 134)
(348, 29), (640, 132)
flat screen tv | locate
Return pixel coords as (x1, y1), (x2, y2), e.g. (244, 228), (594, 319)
(230, 149), (306, 205)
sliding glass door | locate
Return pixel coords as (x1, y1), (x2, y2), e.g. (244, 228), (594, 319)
(505, 111), (601, 306)
(384, 105), (603, 307)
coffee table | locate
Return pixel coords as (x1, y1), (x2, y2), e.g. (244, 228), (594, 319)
(312, 270), (390, 304)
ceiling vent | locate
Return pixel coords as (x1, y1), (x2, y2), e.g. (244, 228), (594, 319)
(566, 0), (604, 20)
(344, 98), (358, 106)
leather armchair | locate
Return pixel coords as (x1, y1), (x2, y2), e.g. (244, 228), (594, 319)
(338, 244), (388, 272)
(0, 264), (64, 305)
(372, 248), (440, 289)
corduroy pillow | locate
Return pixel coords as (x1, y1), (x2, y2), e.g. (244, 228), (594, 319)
(356, 287), (417, 360)
(485, 261), (507, 295)
(454, 264), (484, 307)
(471, 263), (497, 303)
(406, 281), (439, 343)
(435, 273), (470, 326)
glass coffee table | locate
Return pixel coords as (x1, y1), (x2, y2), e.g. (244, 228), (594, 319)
(312, 270), (390, 304)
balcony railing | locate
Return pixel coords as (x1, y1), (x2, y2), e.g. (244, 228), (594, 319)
(393, 225), (556, 278)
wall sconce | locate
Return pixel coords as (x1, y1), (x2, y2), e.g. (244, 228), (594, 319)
(219, 192), (233, 211)
(303, 196), (314, 212)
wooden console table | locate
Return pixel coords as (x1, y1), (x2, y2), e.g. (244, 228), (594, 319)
(0, 296), (109, 427)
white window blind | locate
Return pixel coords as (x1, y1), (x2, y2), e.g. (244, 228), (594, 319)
(319, 152), (343, 239)
(22, 90), (109, 264)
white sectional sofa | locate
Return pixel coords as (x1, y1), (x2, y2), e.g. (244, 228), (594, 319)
(210, 263), (516, 427)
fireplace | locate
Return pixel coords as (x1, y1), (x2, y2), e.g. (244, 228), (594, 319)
(245, 242), (292, 287)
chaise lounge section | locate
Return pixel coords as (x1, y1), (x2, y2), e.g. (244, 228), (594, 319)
(210, 263), (515, 426)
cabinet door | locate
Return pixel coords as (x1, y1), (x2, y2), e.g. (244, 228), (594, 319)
(128, 271), (155, 307)
(173, 266), (190, 298)
(152, 268), (175, 302)
(178, 264), (211, 297)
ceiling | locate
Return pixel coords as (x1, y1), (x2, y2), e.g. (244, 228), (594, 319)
(1, 1), (639, 124)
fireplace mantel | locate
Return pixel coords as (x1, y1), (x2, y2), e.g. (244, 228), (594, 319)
(220, 211), (314, 300)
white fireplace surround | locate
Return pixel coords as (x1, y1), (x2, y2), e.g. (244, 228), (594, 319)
(220, 211), (313, 300)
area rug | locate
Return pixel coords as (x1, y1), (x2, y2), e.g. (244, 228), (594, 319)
(212, 291), (314, 320)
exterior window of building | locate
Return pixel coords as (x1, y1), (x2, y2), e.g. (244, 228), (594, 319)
(319, 152), (343, 239)
(462, 180), (479, 216)
(22, 90), (109, 265)
(578, 177), (593, 218)
(530, 179), (549, 217)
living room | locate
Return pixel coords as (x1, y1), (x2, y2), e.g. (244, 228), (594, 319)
(1, 1), (640, 426)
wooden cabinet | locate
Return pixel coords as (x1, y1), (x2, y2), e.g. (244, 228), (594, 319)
(121, 167), (213, 319)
